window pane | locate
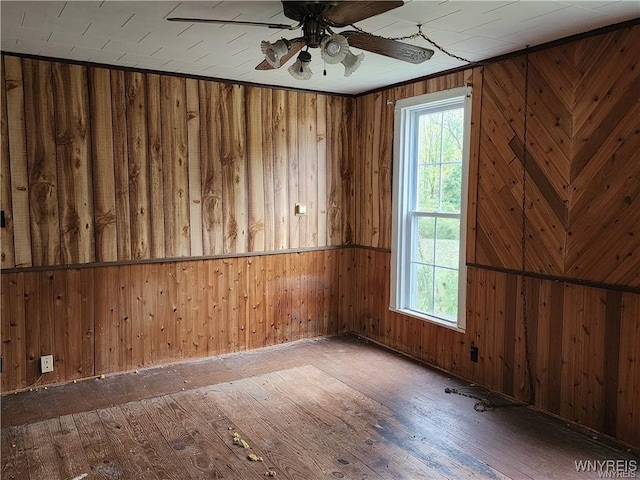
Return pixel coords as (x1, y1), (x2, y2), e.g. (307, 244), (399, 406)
(435, 218), (460, 268)
(441, 108), (464, 163)
(441, 163), (462, 213)
(434, 267), (458, 320)
(416, 165), (440, 211)
(417, 112), (442, 164)
(415, 217), (435, 264)
(391, 87), (470, 330)
(414, 264), (434, 314)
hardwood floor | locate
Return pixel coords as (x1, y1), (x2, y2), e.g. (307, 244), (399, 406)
(2, 335), (638, 479)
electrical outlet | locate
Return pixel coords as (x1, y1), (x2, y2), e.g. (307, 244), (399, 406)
(41, 354), (54, 373)
(470, 345), (479, 363)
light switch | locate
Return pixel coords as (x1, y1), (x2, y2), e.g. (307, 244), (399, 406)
(295, 203), (307, 216)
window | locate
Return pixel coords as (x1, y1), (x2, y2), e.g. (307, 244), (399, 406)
(390, 86), (472, 331)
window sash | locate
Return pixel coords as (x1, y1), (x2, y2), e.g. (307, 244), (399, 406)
(390, 86), (471, 331)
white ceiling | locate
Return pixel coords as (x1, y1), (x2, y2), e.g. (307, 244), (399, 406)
(1, 0), (638, 94)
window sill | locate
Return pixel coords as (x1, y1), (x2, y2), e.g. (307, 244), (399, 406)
(389, 307), (466, 333)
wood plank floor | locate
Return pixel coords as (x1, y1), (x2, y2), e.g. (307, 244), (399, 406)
(2, 335), (639, 480)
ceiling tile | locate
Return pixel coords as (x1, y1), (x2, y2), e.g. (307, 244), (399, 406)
(1, 0), (637, 95)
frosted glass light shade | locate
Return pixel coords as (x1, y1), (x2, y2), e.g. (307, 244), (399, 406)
(261, 39), (290, 68)
(341, 51), (364, 77)
(320, 34), (349, 64)
(288, 51), (313, 80)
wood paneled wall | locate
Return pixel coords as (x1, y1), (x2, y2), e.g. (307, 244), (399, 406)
(350, 249), (640, 449)
(354, 25), (639, 288)
(350, 24), (640, 449)
(1, 249), (352, 391)
(1, 23), (639, 452)
(474, 25), (640, 286)
(0, 55), (354, 269)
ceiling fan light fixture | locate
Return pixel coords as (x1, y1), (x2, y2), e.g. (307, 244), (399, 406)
(341, 51), (364, 77)
(261, 39), (291, 68)
(288, 50), (313, 80)
(320, 34), (349, 64)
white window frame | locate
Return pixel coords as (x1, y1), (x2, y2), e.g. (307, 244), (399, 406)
(390, 86), (472, 332)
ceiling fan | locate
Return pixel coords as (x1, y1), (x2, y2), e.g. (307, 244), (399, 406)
(168, 1), (434, 80)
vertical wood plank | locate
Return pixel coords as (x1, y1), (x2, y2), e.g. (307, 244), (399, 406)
(342, 96), (354, 245)
(466, 67), (483, 264)
(378, 89), (394, 249)
(129, 262), (147, 367)
(261, 88), (275, 252)
(161, 75), (190, 257)
(326, 96), (342, 246)
(583, 287), (606, 432)
(316, 94), (328, 248)
(81, 268), (95, 378)
(617, 292), (640, 447)
(220, 84), (248, 254)
(175, 261), (194, 360)
(1, 57), (16, 268)
(302, 93), (318, 247)
(535, 279), (551, 412)
(243, 257), (260, 349)
(118, 265), (133, 372)
(560, 283), (581, 422)
(298, 93), (312, 247)
(4, 56), (32, 268)
(1, 274), (26, 390)
(94, 265), (120, 374)
(88, 67), (117, 262)
(360, 94), (374, 247)
(23, 57), (60, 266)
(186, 78), (203, 256)
(287, 91), (300, 249)
(272, 89), (289, 250)
(125, 71), (150, 260)
(22, 271), (41, 385)
(110, 69), (132, 261)
(547, 281), (565, 415)
(193, 260), (209, 356)
(246, 86), (266, 252)
(146, 73), (166, 259)
(163, 263), (180, 361)
(602, 291), (622, 437)
(53, 62), (94, 265)
(199, 80), (224, 256)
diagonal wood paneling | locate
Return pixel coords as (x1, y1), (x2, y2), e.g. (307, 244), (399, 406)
(475, 25), (639, 285)
(475, 59), (526, 270)
(566, 26), (640, 287)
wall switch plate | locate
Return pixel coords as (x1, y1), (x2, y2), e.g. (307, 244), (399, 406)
(41, 354), (54, 373)
(295, 203), (307, 216)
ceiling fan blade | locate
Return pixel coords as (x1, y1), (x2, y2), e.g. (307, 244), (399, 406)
(255, 40), (305, 70)
(167, 17), (297, 30)
(323, 1), (404, 27)
(343, 32), (434, 64)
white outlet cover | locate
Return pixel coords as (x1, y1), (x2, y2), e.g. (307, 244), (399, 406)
(41, 354), (54, 373)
